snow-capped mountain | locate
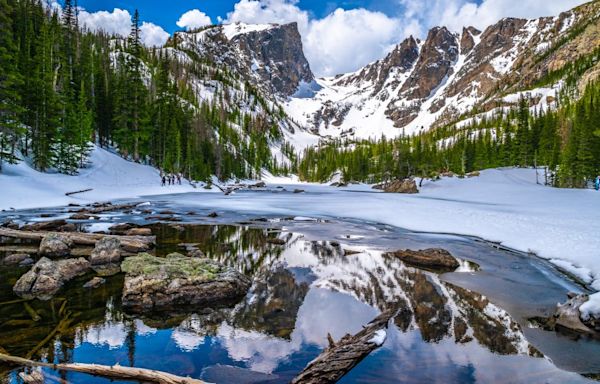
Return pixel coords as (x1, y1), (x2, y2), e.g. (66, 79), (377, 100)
(283, 1), (600, 140)
(161, 1), (599, 145)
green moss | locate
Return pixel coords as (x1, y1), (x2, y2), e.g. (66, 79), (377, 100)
(121, 253), (224, 280)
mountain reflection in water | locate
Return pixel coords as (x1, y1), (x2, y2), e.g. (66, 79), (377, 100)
(0, 223), (593, 383)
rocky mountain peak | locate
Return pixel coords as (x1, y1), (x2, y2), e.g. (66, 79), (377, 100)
(460, 27), (481, 55)
(227, 22), (315, 97)
(174, 22), (314, 98)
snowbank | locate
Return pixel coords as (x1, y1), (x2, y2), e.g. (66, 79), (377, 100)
(0, 145), (199, 210)
(2, 157), (600, 315)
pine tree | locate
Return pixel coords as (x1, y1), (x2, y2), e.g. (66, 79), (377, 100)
(0, 0), (23, 171)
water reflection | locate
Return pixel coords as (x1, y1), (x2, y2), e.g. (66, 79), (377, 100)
(0, 223), (594, 383)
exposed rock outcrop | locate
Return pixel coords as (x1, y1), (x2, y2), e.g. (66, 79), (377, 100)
(121, 253), (251, 312)
(373, 179), (419, 194)
(13, 257), (90, 300)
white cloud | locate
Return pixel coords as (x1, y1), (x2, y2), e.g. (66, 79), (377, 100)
(397, 0), (588, 34)
(78, 8), (170, 47)
(176, 9), (213, 31)
(141, 22), (171, 47)
(79, 8), (132, 37)
(304, 9), (401, 77)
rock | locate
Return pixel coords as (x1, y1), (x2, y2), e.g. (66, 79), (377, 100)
(19, 258), (35, 267)
(207, 212), (219, 218)
(159, 210), (176, 215)
(22, 220), (68, 231)
(385, 248), (460, 271)
(531, 292), (600, 337)
(39, 234), (73, 258)
(188, 249), (205, 258)
(83, 277), (106, 289)
(293, 189), (305, 194)
(57, 223), (77, 232)
(90, 237), (121, 266)
(466, 171), (481, 178)
(125, 228), (152, 236)
(70, 213), (94, 220)
(121, 253), (251, 312)
(373, 179), (419, 194)
(2, 253), (31, 266)
(13, 257), (90, 300)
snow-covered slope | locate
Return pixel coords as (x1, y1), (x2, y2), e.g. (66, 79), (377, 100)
(0, 146), (199, 210)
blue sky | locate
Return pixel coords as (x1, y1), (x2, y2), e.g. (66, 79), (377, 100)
(68, 0), (587, 77)
(71, 0), (403, 33)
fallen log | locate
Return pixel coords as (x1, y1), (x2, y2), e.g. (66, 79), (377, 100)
(292, 306), (398, 384)
(65, 188), (93, 196)
(0, 353), (207, 384)
(0, 228), (155, 252)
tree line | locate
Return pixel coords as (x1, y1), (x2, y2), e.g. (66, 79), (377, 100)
(297, 81), (600, 188)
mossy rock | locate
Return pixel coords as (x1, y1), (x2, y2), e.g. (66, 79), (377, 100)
(122, 253), (223, 280)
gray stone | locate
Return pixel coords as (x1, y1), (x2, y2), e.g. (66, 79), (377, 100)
(90, 237), (121, 266)
(13, 257), (90, 300)
(39, 234), (73, 258)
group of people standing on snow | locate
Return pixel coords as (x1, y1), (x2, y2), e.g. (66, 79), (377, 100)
(161, 172), (182, 186)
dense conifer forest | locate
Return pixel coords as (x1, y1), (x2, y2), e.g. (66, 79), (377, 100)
(0, 0), (281, 182)
(297, 78), (600, 188)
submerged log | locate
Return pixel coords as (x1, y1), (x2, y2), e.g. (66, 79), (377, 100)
(0, 353), (207, 384)
(0, 227), (154, 252)
(292, 306), (398, 384)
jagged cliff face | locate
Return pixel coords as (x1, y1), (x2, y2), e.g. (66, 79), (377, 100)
(173, 22), (314, 98)
(284, 1), (600, 140)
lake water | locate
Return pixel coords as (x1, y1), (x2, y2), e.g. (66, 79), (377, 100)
(0, 198), (599, 383)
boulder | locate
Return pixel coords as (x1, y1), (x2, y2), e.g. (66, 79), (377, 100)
(207, 212), (219, 218)
(293, 189), (305, 194)
(90, 237), (121, 266)
(83, 277), (106, 289)
(373, 179), (419, 194)
(13, 257), (90, 300)
(121, 253), (251, 312)
(2, 253), (31, 266)
(39, 234), (73, 258)
(541, 294), (598, 335)
(385, 248), (460, 271)
(466, 171), (481, 178)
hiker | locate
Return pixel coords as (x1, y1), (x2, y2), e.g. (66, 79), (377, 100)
(177, 173), (182, 185)
(169, 174), (173, 185)
(595, 175), (600, 191)
(161, 174), (166, 187)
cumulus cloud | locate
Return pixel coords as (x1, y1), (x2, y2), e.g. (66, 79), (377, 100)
(223, 0), (588, 77)
(140, 22), (171, 47)
(78, 8), (170, 47)
(304, 9), (401, 76)
(397, 0), (588, 35)
(176, 9), (213, 31)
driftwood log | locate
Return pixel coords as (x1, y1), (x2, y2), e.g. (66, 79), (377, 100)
(0, 353), (207, 384)
(0, 228), (154, 253)
(292, 306), (398, 384)
(65, 188), (93, 196)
